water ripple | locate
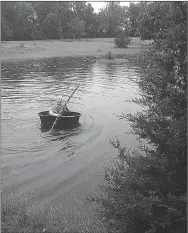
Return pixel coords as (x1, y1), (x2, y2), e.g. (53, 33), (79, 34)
(2, 56), (141, 201)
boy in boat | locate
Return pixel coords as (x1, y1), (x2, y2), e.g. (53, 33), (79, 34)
(49, 96), (70, 116)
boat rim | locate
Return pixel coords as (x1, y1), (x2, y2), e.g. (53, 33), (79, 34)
(38, 111), (81, 118)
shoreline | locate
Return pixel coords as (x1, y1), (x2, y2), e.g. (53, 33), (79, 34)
(1, 38), (151, 61)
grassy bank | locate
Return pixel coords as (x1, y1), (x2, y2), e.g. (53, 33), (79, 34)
(1, 37), (151, 61)
(2, 192), (105, 233)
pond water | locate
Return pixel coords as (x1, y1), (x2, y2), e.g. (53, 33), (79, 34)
(1, 56), (142, 216)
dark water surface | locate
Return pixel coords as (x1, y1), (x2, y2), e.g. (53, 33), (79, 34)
(2, 56), (141, 218)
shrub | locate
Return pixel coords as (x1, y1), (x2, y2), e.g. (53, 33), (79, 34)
(105, 51), (114, 60)
(31, 29), (45, 40)
(91, 2), (187, 233)
(19, 42), (25, 48)
(114, 34), (131, 48)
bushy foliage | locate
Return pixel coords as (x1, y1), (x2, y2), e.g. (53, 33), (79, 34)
(1, 1), (151, 40)
(31, 29), (45, 40)
(97, 2), (127, 37)
(128, 3), (140, 37)
(42, 13), (62, 39)
(1, 17), (13, 41)
(105, 51), (114, 60)
(91, 2), (187, 233)
(114, 34), (131, 48)
(69, 16), (86, 39)
(114, 18), (131, 48)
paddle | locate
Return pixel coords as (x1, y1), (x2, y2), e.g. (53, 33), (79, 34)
(51, 85), (80, 131)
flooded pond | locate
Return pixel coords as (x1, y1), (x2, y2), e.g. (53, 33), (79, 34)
(2, 56), (141, 215)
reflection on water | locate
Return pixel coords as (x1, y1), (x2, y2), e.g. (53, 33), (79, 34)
(1, 56), (142, 208)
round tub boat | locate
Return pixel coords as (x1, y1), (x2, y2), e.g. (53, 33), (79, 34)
(38, 111), (81, 130)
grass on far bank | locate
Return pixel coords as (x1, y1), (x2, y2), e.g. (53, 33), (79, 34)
(1, 37), (152, 61)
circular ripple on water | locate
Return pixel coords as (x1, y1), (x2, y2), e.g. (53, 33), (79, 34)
(1, 56), (141, 200)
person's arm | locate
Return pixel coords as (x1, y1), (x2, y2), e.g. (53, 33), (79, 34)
(49, 103), (59, 116)
(49, 109), (58, 116)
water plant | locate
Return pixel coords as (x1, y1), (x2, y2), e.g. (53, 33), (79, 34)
(19, 42), (25, 48)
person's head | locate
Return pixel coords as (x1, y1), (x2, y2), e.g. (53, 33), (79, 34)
(56, 95), (63, 103)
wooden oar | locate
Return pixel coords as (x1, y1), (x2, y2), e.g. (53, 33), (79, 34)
(51, 85), (80, 131)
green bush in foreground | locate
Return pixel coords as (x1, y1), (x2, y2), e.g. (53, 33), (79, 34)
(91, 2), (187, 233)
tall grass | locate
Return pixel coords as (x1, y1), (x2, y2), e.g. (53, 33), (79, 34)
(2, 192), (105, 233)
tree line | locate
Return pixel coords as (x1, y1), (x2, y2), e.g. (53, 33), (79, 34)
(1, 1), (168, 41)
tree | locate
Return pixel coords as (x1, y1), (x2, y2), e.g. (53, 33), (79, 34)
(31, 1), (58, 25)
(70, 2), (97, 38)
(91, 2), (187, 233)
(1, 1), (37, 40)
(55, 2), (74, 38)
(1, 17), (13, 40)
(136, 2), (182, 41)
(69, 16), (86, 39)
(1, 1), (130, 40)
(114, 18), (131, 48)
(42, 13), (62, 39)
(31, 1), (96, 39)
(83, 3), (98, 38)
(128, 3), (140, 37)
(98, 2), (127, 37)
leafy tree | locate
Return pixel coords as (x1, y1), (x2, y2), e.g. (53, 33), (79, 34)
(1, 17), (13, 40)
(31, 1), (97, 39)
(42, 12), (62, 39)
(91, 2), (187, 233)
(32, 1), (75, 39)
(98, 2), (127, 37)
(135, 2), (154, 40)
(1, 1), (128, 40)
(1, 2), (19, 40)
(71, 2), (97, 38)
(69, 16), (86, 39)
(83, 3), (98, 38)
(71, 1), (87, 19)
(136, 2), (183, 41)
(55, 2), (74, 38)
(31, 1), (58, 25)
(2, 1), (37, 40)
(16, 2), (37, 40)
(128, 3), (140, 37)
(114, 19), (131, 48)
